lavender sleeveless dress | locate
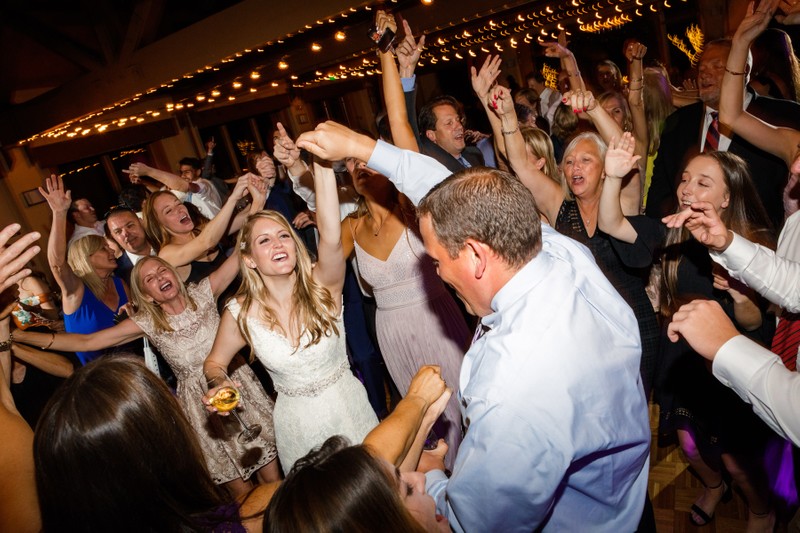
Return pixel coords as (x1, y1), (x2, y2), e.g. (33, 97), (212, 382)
(354, 228), (469, 467)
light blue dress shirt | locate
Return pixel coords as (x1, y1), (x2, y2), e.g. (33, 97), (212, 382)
(368, 140), (651, 532)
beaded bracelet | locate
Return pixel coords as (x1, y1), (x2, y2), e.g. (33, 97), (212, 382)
(502, 126), (520, 135)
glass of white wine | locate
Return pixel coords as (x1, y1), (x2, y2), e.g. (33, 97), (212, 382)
(203, 369), (262, 444)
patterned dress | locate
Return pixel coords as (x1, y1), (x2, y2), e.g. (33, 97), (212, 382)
(132, 278), (277, 484)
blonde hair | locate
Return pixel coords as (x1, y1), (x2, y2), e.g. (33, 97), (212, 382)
(236, 211), (339, 357)
(67, 235), (112, 300)
(597, 91), (633, 133)
(130, 257), (197, 333)
(520, 126), (560, 186)
(643, 68), (675, 156)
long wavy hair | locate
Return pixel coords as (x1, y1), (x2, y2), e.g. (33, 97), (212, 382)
(235, 211), (339, 356)
(643, 67), (675, 156)
(660, 152), (775, 317)
(142, 190), (203, 253)
(67, 235), (113, 300)
(130, 256), (197, 333)
(266, 436), (426, 533)
(35, 356), (228, 532)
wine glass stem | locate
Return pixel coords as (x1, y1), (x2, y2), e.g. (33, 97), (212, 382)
(230, 409), (252, 431)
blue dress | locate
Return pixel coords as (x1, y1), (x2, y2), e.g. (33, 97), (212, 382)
(63, 277), (128, 365)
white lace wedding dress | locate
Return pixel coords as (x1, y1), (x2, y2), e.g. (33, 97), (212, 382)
(226, 299), (378, 473)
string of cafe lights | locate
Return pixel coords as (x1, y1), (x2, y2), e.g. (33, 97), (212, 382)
(22, 0), (686, 145)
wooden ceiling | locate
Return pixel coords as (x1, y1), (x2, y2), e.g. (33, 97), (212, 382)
(1, 0), (701, 147)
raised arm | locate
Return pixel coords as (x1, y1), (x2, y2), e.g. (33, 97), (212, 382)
(720, 0), (799, 166)
(297, 121), (451, 205)
(625, 42), (650, 168)
(202, 137), (215, 179)
(541, 32), (585, 92)
(310, 163), (346, 300)
(274, 122), (315, 210)
(488, 85), (563, 223)
(208, 250), (241, 300)
(13, 318), (144, 353)
(470, 55), (505, 157)
(124, 163), (192, 193)
(203, 308), (248, 389)
(158, 176), (250, 267)
(228, 172), (268, 235)
(38, 175), (84, 305)
(379, 13), (419, 152)
(0, 224), (40, 294)
(363, 365), (447, 467)
(599, 133), (642, 243)
(564, 90), (641, 214)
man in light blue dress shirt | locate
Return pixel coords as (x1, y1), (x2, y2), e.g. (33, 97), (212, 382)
(297, 122), (651, 532)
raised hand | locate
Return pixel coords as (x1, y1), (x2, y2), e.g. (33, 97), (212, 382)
(624, 41), (648, 63)
(470, 55), (503, 100)
(661, 200), (732, 251)
(605, 133), (641, 179)
(273, 122), (301, 168)
(256, 156), (276, 179)
(777, 0), (800, 24)
(0, 223), (40, 293)
(230, 174), (251, 201)
(736, 0), (779, 44)
(488, 85), (515, 117)
(375, 9), (397, 36)
(395, 19), (425, 78)
(296, 121), (376, 163)
(562, 89), (597, 114)
(38, 174), (72, 214)
(292, 210), (316, 229)
(206, 137), (216, 154)
(540, 31), (570, 59)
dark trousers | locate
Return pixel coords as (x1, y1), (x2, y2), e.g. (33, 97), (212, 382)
(343, 263), (388, 418)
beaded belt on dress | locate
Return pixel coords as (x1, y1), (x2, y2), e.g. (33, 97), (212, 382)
(274, 360), (350, 397)
(372, 273), (446, 310)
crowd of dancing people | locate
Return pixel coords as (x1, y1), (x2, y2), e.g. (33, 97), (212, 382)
(3, 1), (800, 531)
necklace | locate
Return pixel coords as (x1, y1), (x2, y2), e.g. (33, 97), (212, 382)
(577, 203), (595, 229)
(367, 202), (395, 236)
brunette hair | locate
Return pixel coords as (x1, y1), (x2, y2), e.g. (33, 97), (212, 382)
(142, 190), (196, 252)
(67, 235), (113, 300)
(265, 436), (426, 533)
(418, 95), (463, 135)
(130, 256), (197, 332)
(235, 211), (339, 355)
(660, 152), (775, 316)
(34, 356), (228, 532)
(417, 167), (542, 268)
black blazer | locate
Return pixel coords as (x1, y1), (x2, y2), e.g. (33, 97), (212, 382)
(404, 86), (485, 175)
(645, 90), (800, 229)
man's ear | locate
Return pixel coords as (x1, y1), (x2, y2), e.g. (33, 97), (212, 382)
(425, 129), (437, 143)
(465, 240), (488, 280)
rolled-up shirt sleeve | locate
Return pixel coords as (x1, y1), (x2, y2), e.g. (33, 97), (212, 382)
(367, 140), (452, 206)
(711, 232), (800, 312)
(713, 335), (800, 446)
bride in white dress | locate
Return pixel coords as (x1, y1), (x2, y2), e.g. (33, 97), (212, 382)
(204, 162), (377, 473)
